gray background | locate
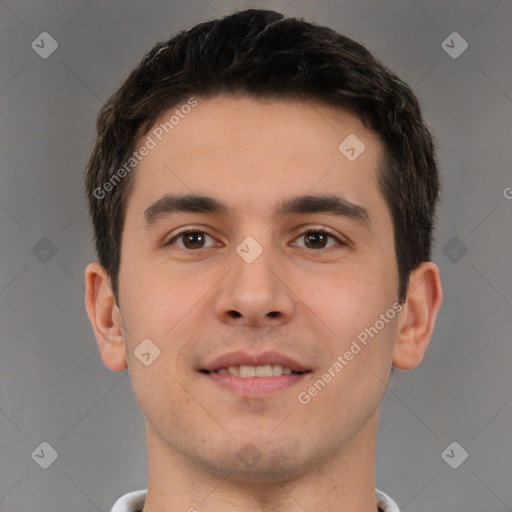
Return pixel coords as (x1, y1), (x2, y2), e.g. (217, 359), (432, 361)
(1, 1), (511, 511)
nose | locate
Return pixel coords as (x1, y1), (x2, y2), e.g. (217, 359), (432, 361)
(212, 239), (295, 328)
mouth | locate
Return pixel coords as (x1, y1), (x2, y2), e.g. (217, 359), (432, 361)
(200, 364), (306, 377)
(198, 351), (312, 397)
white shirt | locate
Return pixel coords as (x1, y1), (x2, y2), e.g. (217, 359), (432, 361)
(111, 488), (400, 511)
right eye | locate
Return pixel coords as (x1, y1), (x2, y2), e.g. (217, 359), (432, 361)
(164, 230), (220, 250)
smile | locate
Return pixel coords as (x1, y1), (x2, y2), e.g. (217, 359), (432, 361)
(200, 368), (310, 397)
(207, 364), (302, 377)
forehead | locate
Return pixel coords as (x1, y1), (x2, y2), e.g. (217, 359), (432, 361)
(125, 96), (385, 222)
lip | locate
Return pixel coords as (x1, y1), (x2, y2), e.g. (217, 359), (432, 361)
(200, 350), (311, 373)
(203, 372), (308, 397)
(198, 350), (312, 398)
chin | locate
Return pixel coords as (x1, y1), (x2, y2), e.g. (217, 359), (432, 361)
(196, 436), (312, 484)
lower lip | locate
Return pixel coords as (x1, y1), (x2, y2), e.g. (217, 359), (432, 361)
(202, 372), (308, 396)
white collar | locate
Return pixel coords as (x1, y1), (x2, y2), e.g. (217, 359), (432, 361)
(111, 488), (400, 511)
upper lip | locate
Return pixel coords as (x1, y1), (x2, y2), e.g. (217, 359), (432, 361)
(201, 350), (311, 373)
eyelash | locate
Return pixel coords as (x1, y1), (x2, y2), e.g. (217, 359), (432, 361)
(165, 228), (347, 251)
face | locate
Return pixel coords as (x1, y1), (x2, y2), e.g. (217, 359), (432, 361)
(115, 96), (401, 481)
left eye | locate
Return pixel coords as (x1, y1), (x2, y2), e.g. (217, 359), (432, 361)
(165, 229), (344, 251)
(291, 230), (344, 250)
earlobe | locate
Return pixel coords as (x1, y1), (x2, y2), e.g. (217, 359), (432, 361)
(84, 262), (128, 371)
(392, 261), (443, 370)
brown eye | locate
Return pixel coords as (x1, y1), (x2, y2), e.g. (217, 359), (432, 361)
(166, 231), (217, 250)
(293, 230), (344, 250)
(304, 231), (329, 249)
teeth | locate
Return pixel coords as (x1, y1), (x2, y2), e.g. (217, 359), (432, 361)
(214, 364), (297, 377)
(256, 365), (272, 377)
(239, 365), (256, 377)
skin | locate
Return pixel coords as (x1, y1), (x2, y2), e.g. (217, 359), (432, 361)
(85, 96), (442, 512)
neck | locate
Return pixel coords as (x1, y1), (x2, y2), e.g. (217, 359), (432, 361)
(142, 411), (380, 512)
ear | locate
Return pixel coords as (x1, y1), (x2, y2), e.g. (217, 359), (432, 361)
(84, 262), (127, 371)
(393, 261), (443, 370)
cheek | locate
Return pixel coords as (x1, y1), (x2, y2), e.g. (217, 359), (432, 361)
(296, 263), (382, 324)
(119, 247), (195, 329)
(298, 263), (398, 364)
(119, 256), (213, 381)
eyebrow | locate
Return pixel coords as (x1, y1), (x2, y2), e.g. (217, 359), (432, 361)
(140, 193), (371, 229)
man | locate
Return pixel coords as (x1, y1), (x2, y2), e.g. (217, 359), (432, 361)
(84, 8), (443, 512)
